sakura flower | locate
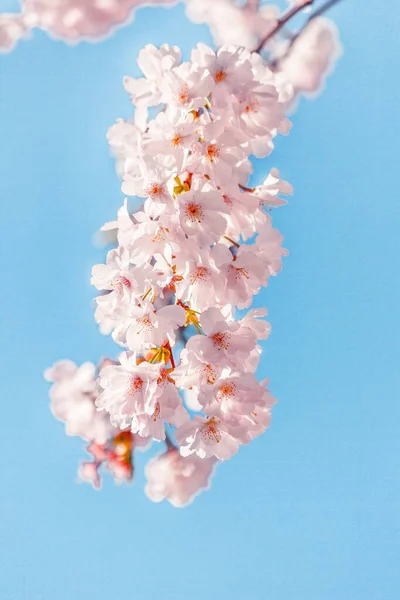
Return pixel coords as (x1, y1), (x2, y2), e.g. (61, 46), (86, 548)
(191, 43), (254, 100)
(174, 348), (222, 390)
(175, 415), (241, 460)
(174, 247), (227, 312)
(187, 307), (257, 370)
(0, 13), (29, 52)
(176, 184), (228, 246)
(255, 220), (288, 276)
(107, 120), (142, 177)
(97, 353), (160, 428)
(143, 108), (198, 170)
(145, 449), (216, 507)
(22, 0), (177, 43)
(117, 302), (186, 351)
(134, 371), (188, 441)
(198, 372), (271, 417)
(45, 360), (113, 444)
(254, 168), (293, 208)
(239, 308), (271, 342)
(91, 247), (134, 297)
(279, 18), (342, 104)
(99, 198), (135, 248)
(124, 43), (181, 128)
(160, 60), (214, 110)
(221, 183), (260, 240)
(190, 127), (251, 187)
(97, 354), (186, 440)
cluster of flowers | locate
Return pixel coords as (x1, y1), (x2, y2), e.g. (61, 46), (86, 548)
(82, 41), (291, 501)
(1, 0), (342, 107)
(0, 0), (176, 51)
(187, 0), (341, 105)
(46, 41), (295, 506)
(41, 1), (343, 507)
(46, 358), (214, 505)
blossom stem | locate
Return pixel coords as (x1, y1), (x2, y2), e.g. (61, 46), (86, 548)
(164, 430), (177, 451)
(239, 183), (255, 193)
(142, 288), (152, 301)
(309, 0), (344, 20)
(166, 341), (176, 370)
(224, 236), (240, 249)
(254, 0), (314, 53)
(272, 0), (344, 67)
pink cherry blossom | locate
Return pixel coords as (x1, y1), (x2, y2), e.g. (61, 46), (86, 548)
(279, 17), (342, 105)
(175, 415), (242, 460)
(44, 0), (346, 504)
(45, 360), (114, 444)
(145, 448), (216, 507)
(0, 13), (29, 52)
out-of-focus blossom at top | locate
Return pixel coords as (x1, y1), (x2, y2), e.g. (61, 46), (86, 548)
(186, 0), (279, 49)
(42, 0), (346, 507)
(0, 0), (177, 51)
(0, 12), (29, 52)
(278, 17), (342, 104)
(0, 0), (343, 109)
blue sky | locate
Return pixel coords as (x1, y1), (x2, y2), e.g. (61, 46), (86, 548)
(0, 2), (399, 599)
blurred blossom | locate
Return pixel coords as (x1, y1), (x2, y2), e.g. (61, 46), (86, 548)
(145, 449), (216, 507)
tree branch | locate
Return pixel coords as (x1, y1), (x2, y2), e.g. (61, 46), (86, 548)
(272, 0), (345, 65)
(310, 0), (344, 20)
(254, 0), (313, 53)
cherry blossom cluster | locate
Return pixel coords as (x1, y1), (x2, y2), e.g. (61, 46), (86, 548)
(186, 0), (342, 105)
(92, 43), (291, 464)
(46, 357), (213, 505)
(41, 2), (345, 507)
(45, 359), (134, 489)
(1, 0), (342, 112)
(1, 0), (342, 107)
(0, 0), (177, 51)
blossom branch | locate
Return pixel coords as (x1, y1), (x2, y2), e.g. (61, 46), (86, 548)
(254, 0), (314, 53)
(309, 0), (345, 20)
(272, 0), (345, 67)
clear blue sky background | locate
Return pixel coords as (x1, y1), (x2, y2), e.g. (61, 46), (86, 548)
(0, 1), (399, 599)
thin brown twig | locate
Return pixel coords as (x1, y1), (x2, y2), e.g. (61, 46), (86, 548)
(309, 0), (344, 20)
(254, 0), (313, 53)
(272, 0), (345, 66)
(165, 430), (177, 450)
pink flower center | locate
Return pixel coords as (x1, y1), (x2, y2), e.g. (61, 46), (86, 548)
(223, 194), (233, 208)
(136, 314), (153, 332)
(111, 275), (131, 295)
(217, 382), (237, 400)
(201, 364), (218, 385)
(211, 331), (231, 351)
(185, 202), (204, 223)
(244, 98), (260, 114)
(205, 144), (220, 163)
(151, 226), (166, 243)
(171, 134), (183, 147)
(229, 265), (250, 280)
(189, 266), (210, 285)
(146, 182), (165, 199)
(178, 84), (190, 105)
(128, 376), (143, 396)
(215, 70), (226, 83)
(153, 402), (161, 422)
(201, 418), (222, 444)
